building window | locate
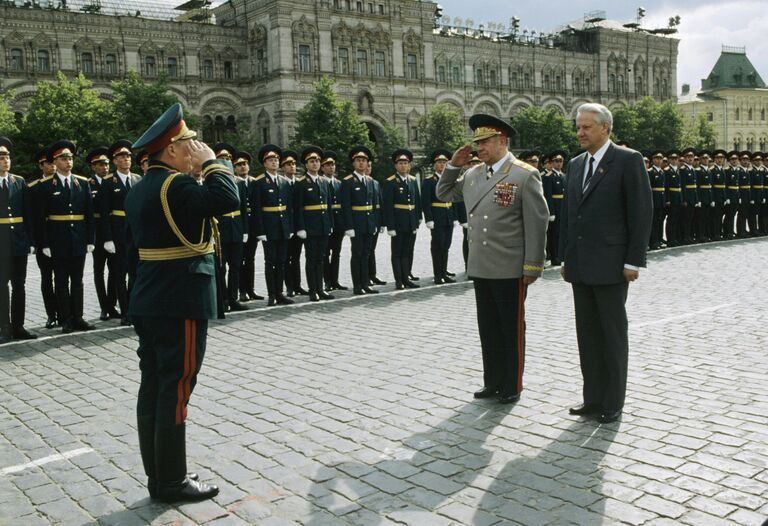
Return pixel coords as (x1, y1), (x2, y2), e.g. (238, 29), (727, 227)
(224, 61), (233, 79)
(167, 57), (178, 77)
(452, 66), (460, 84)
(636, 76), (644, 95)
(511, 72), (518, 89)
(333, 0), (340, 7)
(105, 53), (117, 75)
(617, 74), (625, 95)
(82, 52), (94, 74)
(608, 74), (616, 94)
(748, 108), (753, 121)
(144, 56), (156, 77)
(344, 0), (350, 8)
(37, 50), (50, 72)
(378, 4), (384, 14)
(256, 49), (267, 77)
(475, 69), (484, 87)
(356, 1), (362, 11)
(410, 126), (419, 141)
(573, 77), (581, 94)
(524, 73), (531, 89)
(707, 112), (714, 122)
(584, 77), (591, 93)
(10, 48), (23, 71)
(437, 65), (445, 83)
(262, 127), (269, 144)
(406, 54), (418, 79)
(555, 75), (562, 91)
(543, 74), (551, 91)
(203, 59), (214, 79)
(735, 108), (740, 121)
(356, 50), (368, 76)
(368, 2), (373, 13)
(338, 48), (349, 74)
(489, 69), (497, 87)
(374, 51), (385, 77)
(298, 45), (311, 73)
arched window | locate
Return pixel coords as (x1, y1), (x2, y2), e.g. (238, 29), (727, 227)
(609, 74), (616, 94)
(748, 108), (753, 121)
(298, 45), (311, 72)
(489, 69), (497, 87)
(437, 65), (445, 83)
(202, 59), (214, 79)
(735, 108), (740, 121)
(105, 53), (117, 75)
(374, 51), (385, 77)
(338, 48), (349, 74)
(224, 61), (233, 79)
(144, 56), (156, 77)
(475, 69), (484, 87)
(37, 50), (50, 72)
(617, 75), (624, 95)
(10, 48), (24, 71)
(81, 52), (94, 74)
(406, 54), (418, 79)
(166, 57), (178, 77)
(356, 50), (368, 76)
(452, 66), (460, 84)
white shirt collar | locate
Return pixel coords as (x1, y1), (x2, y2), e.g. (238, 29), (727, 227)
(57, 172), (71, 185)
(116, 170), (131, 184)
(266, 171), (278, 182)
(586, 140), (611, 167)
(307, 173), (319, 183)
(354, 171), (366, 180)
(0, 173), (9, 183)
(488, 152), (511, 174)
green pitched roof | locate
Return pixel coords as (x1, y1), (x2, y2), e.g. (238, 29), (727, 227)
(702, 49), (765, 92)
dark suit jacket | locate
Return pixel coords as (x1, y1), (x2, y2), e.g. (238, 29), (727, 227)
(559, 142), (653, 285)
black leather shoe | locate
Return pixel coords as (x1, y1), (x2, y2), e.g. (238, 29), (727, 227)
(276, 294), (295, 305)
(408, 274), (420, 281)
(442, 275), (456, 283)
(246, 290), (264, 301)
(155, 476), (219, 503)
(286, 290), (295, 298)
(61, 323), (74, 334)
(473, 387), (499, 399)
(363, 287), (379, 294)
(295, 287), (309, 296)
(318, 291), (335, 300)
(403, 280), (420, 289)
(120, 317), (132, 327)
(0, 334), (10, 345)
(107, 308), (121, 320)
(353, 288), (366, 295)
(239, 292), (249, 302)
(395, 282), (405, 290)
(229, 301), (249, 312)
(12, 327), (37, 340)
(99, 310), (110, 321)
(568, 403), (602, 416)
(371, 277), (387, 285)
(445, 271), (456, 277)
(148, 473), (199, 499)
(498, 392), (521, 404)
(597, 410), (622, 423)
(73, 319), (96, 331)
(309, 292), (320, 302)
(434, 277), (445, 285)
(45, 316), (57, 329)
(333, 283), (349, 291)
(267, 296), (277, 306)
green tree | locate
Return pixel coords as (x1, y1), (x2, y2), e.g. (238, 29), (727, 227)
(292, 75), (373, 176)
(510, 106), (579, 155)
(417, 104), (467, 159)
(0, 91), (19, 137)
(610, 97), (685, 151)
(681, 113), (718, 150)
(370, 123), (405, 180)
(15, 72), (113, 177)
(109, 71), (179, 142)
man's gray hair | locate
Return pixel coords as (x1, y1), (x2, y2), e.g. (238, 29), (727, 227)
(577, 103), (613, 133)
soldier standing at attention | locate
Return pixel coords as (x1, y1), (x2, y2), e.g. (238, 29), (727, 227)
(648, 150), (667, 249)
(322, 151), (348, 291)
(0, 138), (36, 343)
(754, 152), (768, 234)
(36, 140), (96, 334)
(749, 152), (764, 235)
(664, 150), (683, 247)
(680, 148), (699, 244)
(280, 151), (307, 297)
(126, 103), (238, 502)
(235, 151), (264, 302)
(736, 151), (753, 238)
(366, 158), (387, 288)
(382, 149), (422, 290)
(696, 151), (714, 242)
(437, 114), (549, 404)
(421, 149), (456, 284)
(710, 150), (727, 241)
(547, 150), (566, 265)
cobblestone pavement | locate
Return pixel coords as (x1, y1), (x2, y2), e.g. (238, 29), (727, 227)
(1, 232), (767, 525)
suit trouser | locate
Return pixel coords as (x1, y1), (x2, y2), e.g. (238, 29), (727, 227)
(665, 205), (681, 245)
(649, 207), (664, 247)
(430, 225), (453, 279)
(305, 235), (329, 293)
(748, 203), (759, 235)
(107, 243), (130, 317)
(263, 239), (289, 297)
(723, 203), (736, 238)
(53, 255), (86, 325)
(390, 231), (415, 284)
(546, 218), (560, 263)
(220, 242), (243, 304)
(239, 237), (259, 294)
(92, 245), (115, 313)
(35, 252), (58, 320)
(694, 206), (708, 241)
(572, 281), (629, 411)
(761, 202), (768, 234)
(285, 236), (304, 293)
(461, 227), (468, 268)
(0, 254), (28, 332)
(368, 231), (380, 281)
(350, 234), (373, 290)
(709, 204), (724, 240)
(473, 277), (527, 395)
(408, 231), (417, 276)
(325, 231), (344, 287)
(681, 204), (695, 242)
(736, 202), (750, 236)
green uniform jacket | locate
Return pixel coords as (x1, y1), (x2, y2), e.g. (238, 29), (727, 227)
(125, 160), (239, 320)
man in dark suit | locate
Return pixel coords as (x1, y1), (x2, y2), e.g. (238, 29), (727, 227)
(126, 103), (238, 502)
(559, 103), (653, 424)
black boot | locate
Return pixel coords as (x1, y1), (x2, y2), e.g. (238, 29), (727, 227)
(154, 423), (218, 503)
(71, 286), (95, 331)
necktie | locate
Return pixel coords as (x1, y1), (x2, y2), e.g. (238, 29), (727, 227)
(583, 157), (595, 190)
(64, 177), (70, 190)
(126, 177), (131, 190)
(1, 179), (6, 191)
(487, 166), (494, 180)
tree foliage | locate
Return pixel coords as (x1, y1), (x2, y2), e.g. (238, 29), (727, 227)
(0, 91), (19, 137)
(681, 113), (718, 150)
(611, 97), (689, 151)
(510, 106), (579, 155)
(417, 104), (467, 161)
(109, 71), (179, 142)
(370, 124), (405, 180)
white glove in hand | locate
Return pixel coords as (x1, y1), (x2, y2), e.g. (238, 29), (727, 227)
(412, 229), (417, 234)
(345, 229), (355, 238)
(725, 199), (730, 205)
(710, 202), (715, 208)
(104, 241), (116, 254)
(379, 226), (386, 234)
(461, 223), (468, 229)
(257, 235), (267, 242)
(87, 244), (95, 253)
(297, 230), (307, 239)
(750, 200), (755, 204)
(42, 247), (51, 258)
(387, 229), (397, 237)
(243, 234), (248, 243)
(548, 215), (556, 222)
(29, 247), (35, 255)
(426, 221), (434, 229)
(289, 232), (294, 238)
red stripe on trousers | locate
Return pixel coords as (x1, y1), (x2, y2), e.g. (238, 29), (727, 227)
(517, 283), (526, 391)
(176, 320), (192, 425)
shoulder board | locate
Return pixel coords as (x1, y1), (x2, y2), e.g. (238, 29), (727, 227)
(296, 176), (306, 182)
(12, 174), (24, 182)
(246, 175), (256, 181)
(386, 175), (396, 181)
(512, 159), (536, 172)
(344, 175), (353, 180)
(407, 175), (416, 181)
(253, 174), (265, 181)
(74, 175), (89, 181)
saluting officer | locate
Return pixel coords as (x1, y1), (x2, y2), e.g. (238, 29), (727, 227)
(101, 139), (141, 326)
(453, 151), (481, 269)
(341, 146), (378, 295)
(86, 147), (118, 321)
(664, 150), (683, 246)
(251, 145), (294, 306)
(126, 103), (237, 502)
(547, 150), (566, 264)
(234, 151), (264, 302)
(710, 149), (727, 241)
(36, 140), (96, 334)
(0, 138), (36, 343)
(383, 149), (422, 290)
(322, 151), (348, 291)
(696, 151), (714, 242)
(294, 146), (334, 302)
(648, 150), (667, 249)
(137, 150), (150, 176)
(680, 148), (699, 244)
(421, 149), (456, 284)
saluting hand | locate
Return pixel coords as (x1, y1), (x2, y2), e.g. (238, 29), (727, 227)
(451, 144), (473, 167)
(189, 140), (216, 175)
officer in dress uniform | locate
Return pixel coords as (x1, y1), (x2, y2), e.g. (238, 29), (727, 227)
(736, 151), (753, 237)
(294, 146), (334, 302)
(29, 146), (59, 329)
(367, 158), (387, 287)
(648, 150), (667, 249)
(664, 150), (683, 246)
(212, 143), (249, 312)
(100, 140), (142, 326)
(280, 150), (306, 297)
(0, 138), (36, 343)
(322, 151), (348, 291)
(36, 141), (96, 334)
(547, 150), (566, 264)
(137, 150), (150, 176)
(680, 148), (699, 244)
(251, 146), (295, 306)
(234, 151), (264, 302)
(723, 150), (741, 239)
(437, 114), (549, 404)
(749, 152), (765, 236)
(710, 149), (727, 241)
(754, 152), (768, 235)
(86, 147), (118, 321)
(341, 146), (378, 295)
(421, 149), (456, 284)
(382, 149), (422, 290)
(696, 151), (714, 242)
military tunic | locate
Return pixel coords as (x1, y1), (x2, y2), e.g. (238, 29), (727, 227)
(340, 172), (377, 292)
(382, 173), (421, 285)
(293, 174), (332, 294)
(0, 174), (33, 334)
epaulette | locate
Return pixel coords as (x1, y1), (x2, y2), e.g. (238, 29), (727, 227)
(344, 175), (353, 180)
(253, 174), (266, 181)
(387, 175), (396, 181)
(74, 174), (89, 181)
(512, 159), (536, 172)
(296, 176), (306, 182)
(246, 175), (257, 182)
(28, 175), (53, 188)
(12, 174), (24, 182)
(407, 175), (416, 181)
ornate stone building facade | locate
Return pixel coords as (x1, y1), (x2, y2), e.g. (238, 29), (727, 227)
(1, 0), (678, 149)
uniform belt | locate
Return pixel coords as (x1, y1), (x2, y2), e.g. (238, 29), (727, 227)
(394, 204), (416, 210)
(714, 185), (726, 188)
(331, 204), (342, 209)
(727, 186), (740, 189)
(93, 213), (101, 218)
(0, 216), (23, 225)
(431, 202), (452, 208)
(699, 185), (712, 189)
(48, 214), (85, 221)
(552, 194), (564, 199)
(261, 206), (287, 212)
(652, 188), (665, 192)
(303, 204), (326, 211)
(352, 205), (373, 211)
(740, 185), (751, 189)
(110, 210), (126, 217)
(668, 188), (681, 192)
(755, 185), (765, 189)
(138, 243), (215, 261)
(222, 210), (241, 217)
(684, 185), (697, 189)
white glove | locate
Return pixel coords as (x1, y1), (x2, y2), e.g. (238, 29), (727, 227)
(452, 220), (457, 226)
(87, 244), (95, 253)
(548, 215), (555, 222)
(29, 247), (35, 255)
(42, 247), (51, 258)
(289, 232), (294, 238)
(426, 221), (434, 229)
(725, 199), (730, 205)
(104, 241), (116, 254)
(412, 229), (417, 234)
(387, 229), (396, 237)
(257, 235), (267, 242)
(418, 220), (422, 226)
(460, 222), (468, 229)
(379, 226), (386, 234)
(739, 199), (742, 204)
(750, 200), (755, 204)
(763, 198), (766, 204)
(710, 202), (715, 208)
(345, 229), (355, 238)
(695, 202), (701, 208)
(243, 234), (248, 243)
(297, 230), (307, 239)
